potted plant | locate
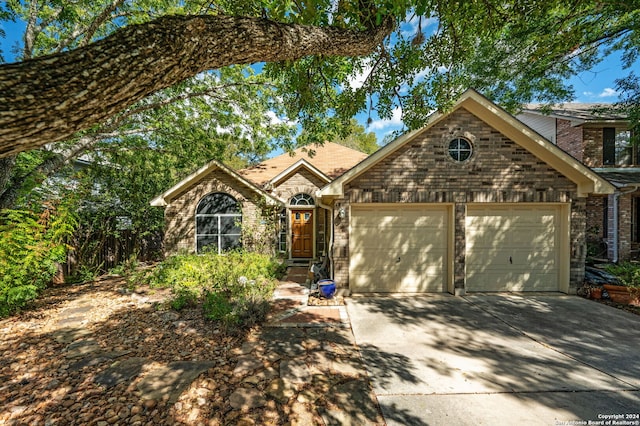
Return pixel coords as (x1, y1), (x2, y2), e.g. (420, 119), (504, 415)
(589, 286), (603, 300)
(604, 263), (640, 306)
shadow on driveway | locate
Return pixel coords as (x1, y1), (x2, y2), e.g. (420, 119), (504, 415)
(347, 294), (640, 425)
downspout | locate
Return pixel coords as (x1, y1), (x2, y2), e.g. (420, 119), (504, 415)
(612, 185), (640, 263)
(317, 199), (334, 279)
(613, 192), (619, 263)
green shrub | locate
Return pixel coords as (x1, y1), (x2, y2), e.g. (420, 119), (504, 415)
(605, 262), (640, 288)
(171, 287), (199, 310)
(0, 203), (77, 317)
(143, 250), (282, 329)
(202, 290), (235, 323)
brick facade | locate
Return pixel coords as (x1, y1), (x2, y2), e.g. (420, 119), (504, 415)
(272, 168), (326, 202)
(585, 196), (607, 256)
(332, 108), (586, 292)
(161, 165), (333, 260)
(582, 127), (602, 168)
(163, 172), (265, 255)
(556, 119), (584, 162)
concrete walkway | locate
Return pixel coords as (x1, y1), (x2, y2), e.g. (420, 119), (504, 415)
(267, 266), (349, 328)
(239, 266), (383, 424)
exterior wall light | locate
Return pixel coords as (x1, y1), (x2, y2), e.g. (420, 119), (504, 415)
(338, 208), (346, 219)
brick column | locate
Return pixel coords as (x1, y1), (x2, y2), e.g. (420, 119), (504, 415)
(454, 202), (466, 294)
(331, 199), (350, 289)
(570, 198), (587, 291)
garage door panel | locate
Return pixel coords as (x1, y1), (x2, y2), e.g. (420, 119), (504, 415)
(466, 206), (559, 292)
(466, 271), (558, 292)
(352, 254), (446, 276)
(350, 206), (448, 293)
(350, 271), (442, 292)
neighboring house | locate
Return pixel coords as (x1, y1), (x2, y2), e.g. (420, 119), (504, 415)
(152, 89), (614, 295)
(517, 104), (636, 262)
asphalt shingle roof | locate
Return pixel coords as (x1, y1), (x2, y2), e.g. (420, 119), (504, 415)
(521, 103), (627, 121)
(593, 168), (640, 188)
(239, 142), (370, 186)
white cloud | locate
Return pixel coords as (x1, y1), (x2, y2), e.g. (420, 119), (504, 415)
(265, 110), (296, 126)
(598, 87), (618, 98)
(266, 110), (285, 125)
(400, 15), (439, 38)
(369, 107), (403, 130)
(346, 62), (373, 90)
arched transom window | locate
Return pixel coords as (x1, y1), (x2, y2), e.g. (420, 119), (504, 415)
(195, 193), (242, 254)
(290, 193), (314, 206)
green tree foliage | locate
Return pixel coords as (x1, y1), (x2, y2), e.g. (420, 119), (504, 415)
(1, 0), (639, 155)
(0, 2), (295, 281)
(298, 118), (379, 153)
(0, 201), (77, 317)
(615, 72), (640, 144)
(333, 118), (379, 154)
(64, 67), (294, 272)
(0, 1), (295, 210)
(266, 1), (640, 136)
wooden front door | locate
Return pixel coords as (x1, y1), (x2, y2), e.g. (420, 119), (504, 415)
(291, 210), (313, 258)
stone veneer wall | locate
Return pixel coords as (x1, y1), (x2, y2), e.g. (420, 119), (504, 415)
(332, 107), (586, 292)
(163, 172), (264, 256)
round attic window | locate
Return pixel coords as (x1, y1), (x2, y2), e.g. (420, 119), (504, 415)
(448, 138), (473, 162)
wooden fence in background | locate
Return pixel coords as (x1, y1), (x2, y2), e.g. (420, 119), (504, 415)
(61, 230), (163, 281)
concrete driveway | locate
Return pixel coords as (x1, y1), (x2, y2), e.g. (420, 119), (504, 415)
(347, 294), (640, 425)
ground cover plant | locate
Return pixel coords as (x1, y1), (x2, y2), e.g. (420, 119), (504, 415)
(139, 250), (285, 331)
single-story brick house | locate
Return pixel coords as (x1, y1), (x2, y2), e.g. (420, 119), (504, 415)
(151, 89), (614, 295)
(150, 142), (368, 258)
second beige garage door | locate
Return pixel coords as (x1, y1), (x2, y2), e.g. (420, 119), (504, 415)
(465, 205), (560, 292)
(350, 205), (448, 292)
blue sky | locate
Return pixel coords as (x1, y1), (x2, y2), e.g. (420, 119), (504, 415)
(1, 16), (638, 146)
(353, 50), (639, 143)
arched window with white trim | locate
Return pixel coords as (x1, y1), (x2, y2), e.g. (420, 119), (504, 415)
(195, 193), (242, 253)
(290, 193), (314, 206)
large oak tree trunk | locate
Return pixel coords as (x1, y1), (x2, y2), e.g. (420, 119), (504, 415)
(0, 14), (393, 157)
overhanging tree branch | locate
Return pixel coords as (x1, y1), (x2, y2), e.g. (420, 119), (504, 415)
(0, 14), (394, 157)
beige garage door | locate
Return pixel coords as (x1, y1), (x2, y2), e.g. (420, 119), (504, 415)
(350, 205), (448, 292)
(465, 205), (559, 292)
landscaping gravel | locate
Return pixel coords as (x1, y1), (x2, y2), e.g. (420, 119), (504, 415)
(0, 276), (383, 425)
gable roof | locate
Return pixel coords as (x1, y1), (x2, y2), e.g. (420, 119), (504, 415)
(150, 159), (280, 207)
(320, 89), (615, 199)
(521, 103), (628, 125)
(238, 142), (369, 186)
(269, 158), (332, 188)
